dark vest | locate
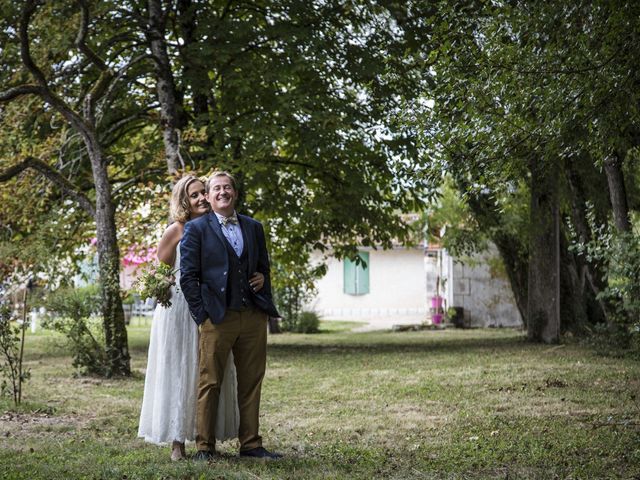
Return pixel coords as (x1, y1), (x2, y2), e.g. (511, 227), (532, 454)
(223, 231), (254, 311)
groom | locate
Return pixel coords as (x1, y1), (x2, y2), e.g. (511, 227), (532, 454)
(180, 171), (281, 460)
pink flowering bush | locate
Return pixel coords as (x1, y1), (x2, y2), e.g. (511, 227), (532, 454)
(121, 245), (157, 267)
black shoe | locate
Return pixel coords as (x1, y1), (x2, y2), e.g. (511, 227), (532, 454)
(193, 450), (216, 461)
(239, 447), (283, 460)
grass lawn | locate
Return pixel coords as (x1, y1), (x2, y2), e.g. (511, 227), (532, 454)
(1, 320), (639, 479)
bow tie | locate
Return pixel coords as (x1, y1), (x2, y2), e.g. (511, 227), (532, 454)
(220, 213), (238, 226)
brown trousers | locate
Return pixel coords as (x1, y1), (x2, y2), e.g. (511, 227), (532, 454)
(196, 308), (267, 452)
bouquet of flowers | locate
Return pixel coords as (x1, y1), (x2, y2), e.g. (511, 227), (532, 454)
(134, 262), (177, 308)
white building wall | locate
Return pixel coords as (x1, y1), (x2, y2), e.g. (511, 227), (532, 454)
(447, 246), (522, 328)
(309, 248), (428, 324)
(308, 244), (522, 329)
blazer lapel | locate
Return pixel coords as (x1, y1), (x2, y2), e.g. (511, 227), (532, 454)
(207, 213), (227, 247)
(238, 215), (256, 266)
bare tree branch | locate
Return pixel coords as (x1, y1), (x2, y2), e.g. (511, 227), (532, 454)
(0, 157), (95, 217)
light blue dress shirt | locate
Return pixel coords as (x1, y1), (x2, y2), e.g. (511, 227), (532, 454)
(214, 211), (244, 257)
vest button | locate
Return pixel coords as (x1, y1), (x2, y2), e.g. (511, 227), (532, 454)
(221, 287), (225, 292)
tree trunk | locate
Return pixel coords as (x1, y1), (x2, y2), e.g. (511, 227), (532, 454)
(87, 138), (131, 376)
(148, 0), (183, 174)
(527, 159), (560, 343)
(563, 158), (609, 325)
(5, 0), (132, 377)
(604, 152), (631, 233)
(558, 229), (598, 333)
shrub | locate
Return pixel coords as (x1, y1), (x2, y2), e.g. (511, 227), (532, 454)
(0, 300), (30, 406)
(42, 285), (109, 376)
(570, 208), (640, 356)
(279, 314), (297, 333)
(272, 263), (320, 323)
(296, 311), (321, 333)
(282, 310), (321, 334)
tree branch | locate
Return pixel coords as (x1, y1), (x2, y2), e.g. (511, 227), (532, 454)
(112, 168), (166, 194)
(84, 69), (115, 122)
(219, 35), (279, 74)
(100, 107), (155, 140)
(0, 84), (44, 102)
(20, 0), (48, 87)
(17, 0), (92, 136)
(490, 44), (627, 77)
(97, 53), (153, 124)
(74, 1), (115, 122)
(226, 107), (264, 126)
(264, 156), (342, 183)
(147, 0), (184, 174)
(75, 0), (108, 72)
(0, 157), (96, 217)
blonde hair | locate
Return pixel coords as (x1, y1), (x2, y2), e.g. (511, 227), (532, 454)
(169, 175), (206, 223)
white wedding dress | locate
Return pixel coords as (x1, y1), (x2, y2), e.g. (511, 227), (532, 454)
(138, 247), (239, 444)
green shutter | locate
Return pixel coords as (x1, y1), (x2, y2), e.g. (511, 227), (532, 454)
(357, 251), (369, 294)
(344, 255), (357, 294)
(344, 251), (370, 295)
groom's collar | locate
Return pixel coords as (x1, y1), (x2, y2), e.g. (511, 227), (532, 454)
(213, 210), (238, 224)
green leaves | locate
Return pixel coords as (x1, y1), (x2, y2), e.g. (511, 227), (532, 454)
(0, 300), (30, 406)
(133, 262), (176, 308)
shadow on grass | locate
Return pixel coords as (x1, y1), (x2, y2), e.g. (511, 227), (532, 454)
(268, 331), (532, 359)
(126, 328), (534, 360)
(31, 326), (540, 365)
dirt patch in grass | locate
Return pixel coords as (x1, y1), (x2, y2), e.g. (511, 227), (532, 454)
(0, 410), (95, 443)
(386, 402), (450, 430)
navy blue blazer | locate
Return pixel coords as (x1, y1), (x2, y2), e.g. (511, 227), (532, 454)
(179, 212), (279, 325)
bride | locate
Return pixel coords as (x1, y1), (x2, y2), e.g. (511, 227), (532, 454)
(138, 174), (264, 461)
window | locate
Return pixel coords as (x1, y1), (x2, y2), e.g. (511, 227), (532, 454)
(343, 251), (369, 295)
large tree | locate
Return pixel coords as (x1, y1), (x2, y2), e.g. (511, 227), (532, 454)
(0, 0), (154, 375)
(126, 0), (436, 300)
(157, 1), (431, 253)
(401, 0), (640, 341)
(2, 0), (437, 352)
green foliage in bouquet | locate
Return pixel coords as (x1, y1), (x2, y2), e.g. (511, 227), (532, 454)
(134, 262), (176, 308)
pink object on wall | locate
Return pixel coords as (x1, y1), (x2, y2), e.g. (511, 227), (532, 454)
(431, 296), (443, 309)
